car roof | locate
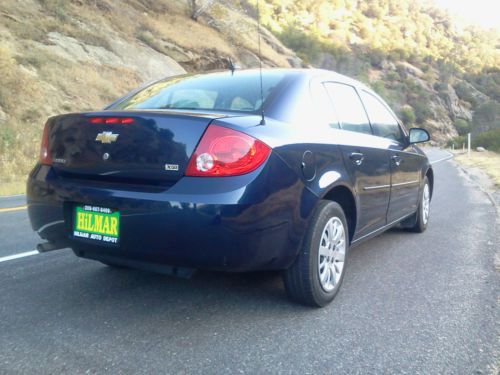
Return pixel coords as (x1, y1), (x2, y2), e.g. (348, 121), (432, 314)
(278, 68), (369, 89)
(172, 68), (370, 91)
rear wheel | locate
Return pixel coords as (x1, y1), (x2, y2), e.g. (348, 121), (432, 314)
(282, 200), (349, 307)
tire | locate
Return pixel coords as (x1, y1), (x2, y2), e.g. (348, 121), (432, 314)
(407, 176), (431, 233)
(282, 200), (349, 307)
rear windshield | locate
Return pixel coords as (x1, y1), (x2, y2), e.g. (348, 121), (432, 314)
(110, 70), (290, 113)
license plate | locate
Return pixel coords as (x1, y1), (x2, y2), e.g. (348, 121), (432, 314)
(73, 205), (120, 244)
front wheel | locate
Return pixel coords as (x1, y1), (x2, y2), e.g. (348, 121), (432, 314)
(406, 176), (431, 233)
(282, 201), (349, 307)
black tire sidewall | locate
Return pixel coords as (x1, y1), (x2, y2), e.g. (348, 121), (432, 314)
(307, 201), (349, 306)
(415, 177), (430, 232)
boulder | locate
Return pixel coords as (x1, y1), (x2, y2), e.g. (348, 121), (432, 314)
(476, 147), (486, 152)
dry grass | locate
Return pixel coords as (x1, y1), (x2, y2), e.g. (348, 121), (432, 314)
(0, 181), (27, 196)
(453, 151), (500, 187)
(0, 0), (293, 196)
(207, 3), (292, 67)
(0, 39), (142, 195)
(145, 14), (235, 56)
(0, 42), (44, 195)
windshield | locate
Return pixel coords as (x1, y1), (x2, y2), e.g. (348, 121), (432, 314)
(110, 70), (291, 113)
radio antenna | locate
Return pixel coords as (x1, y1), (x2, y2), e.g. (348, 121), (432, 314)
(257, 0), (265, 125)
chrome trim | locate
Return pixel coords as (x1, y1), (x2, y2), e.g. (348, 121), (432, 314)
(391, 180), (419, 187)
(352, 212), (415, 244)
(37, 220), (65, 234)
(392, 150), (425, 157)
(363, 184), (390, 191)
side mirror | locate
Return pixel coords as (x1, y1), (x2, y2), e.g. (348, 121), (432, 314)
(409, 128), (430, 144)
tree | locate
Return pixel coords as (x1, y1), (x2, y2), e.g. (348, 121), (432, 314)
(188, 0), (217, 21)
(472, 129), (500, 152)
(454, 119), (470, 136)
(472, 101), (499, 135)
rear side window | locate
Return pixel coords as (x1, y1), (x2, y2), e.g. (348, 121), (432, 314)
(310, 79), (340, 129)
(360, 91), (405, 143)
(324, 83), (371, 135)
(110, 71), (289, 113)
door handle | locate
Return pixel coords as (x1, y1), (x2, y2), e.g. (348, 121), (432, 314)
(391, 155), (402, 167)
(349, 152), (364, 166)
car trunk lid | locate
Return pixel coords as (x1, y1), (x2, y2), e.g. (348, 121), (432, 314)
(47, 110), (231, 184)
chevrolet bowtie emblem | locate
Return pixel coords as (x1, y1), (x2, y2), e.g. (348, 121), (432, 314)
(95, 131), (119, 144)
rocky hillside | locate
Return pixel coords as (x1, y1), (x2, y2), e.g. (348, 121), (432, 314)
(257, 0), (499, 146)
(0, 0), (299, 193)
(0, 0), (498, 194)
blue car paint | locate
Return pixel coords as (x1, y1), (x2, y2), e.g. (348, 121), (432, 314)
(27, 150), (318, 271)
(27, 69), (432, 272)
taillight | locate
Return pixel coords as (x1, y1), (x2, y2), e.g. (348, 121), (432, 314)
(39, 121), (52, 165)
(89, 117), (134, 124)
(185, 125), (271, 177)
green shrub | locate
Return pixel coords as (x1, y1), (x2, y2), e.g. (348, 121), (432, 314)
(446, 135), (467, 149)
(385, 71), (398, 82)
(454, 82), (478, 107)
(410, 99), (432, 124)
(136, 27), (159, 51)
(278, 27), (323, 64)
(454, 119), (470, 136)
(399, 106), (416, 125)
(371, 81), (386, 97)
(396, 64), (408, 79)
(433, 82), (447, 92)
(472, 129), (500, 153)
(0, 127), (15, 150)
(368, 50), (384, 68)
(472, 101), (499, 133)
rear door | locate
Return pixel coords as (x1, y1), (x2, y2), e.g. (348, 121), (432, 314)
(324, 82), (392, 239)
(359, 90), (421, 222)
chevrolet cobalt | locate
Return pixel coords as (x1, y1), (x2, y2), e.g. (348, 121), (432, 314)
(28, 69), (432, 306)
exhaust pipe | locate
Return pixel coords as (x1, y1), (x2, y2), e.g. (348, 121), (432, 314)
(36, 241), (68, 253)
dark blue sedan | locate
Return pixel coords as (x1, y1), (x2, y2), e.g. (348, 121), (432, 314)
(28, 69), (432, 306)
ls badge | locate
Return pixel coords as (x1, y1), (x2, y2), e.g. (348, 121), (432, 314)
(165, 164), (179, 171)
(96, 131), (119, 144)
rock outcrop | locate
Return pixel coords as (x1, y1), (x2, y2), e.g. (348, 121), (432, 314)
(440, 84), (472, 121)
(35, 32), (186, 82)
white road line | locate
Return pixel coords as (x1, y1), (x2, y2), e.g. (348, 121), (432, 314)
(0, 250), (39, 263)
(430, 152), (454, 165)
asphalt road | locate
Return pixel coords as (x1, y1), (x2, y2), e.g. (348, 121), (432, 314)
(0, 149), (498, 374)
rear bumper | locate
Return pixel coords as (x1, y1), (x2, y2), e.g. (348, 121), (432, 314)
(27, 154), (317, 272)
